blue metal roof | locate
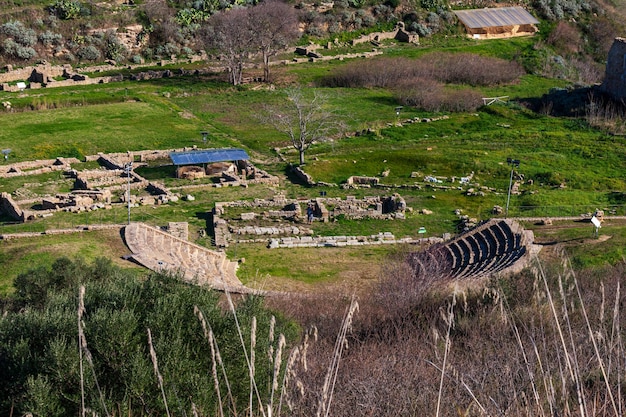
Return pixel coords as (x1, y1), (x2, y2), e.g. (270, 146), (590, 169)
(169, 149), (250, 166)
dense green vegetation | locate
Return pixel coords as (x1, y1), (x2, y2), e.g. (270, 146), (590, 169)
(0, 257), (298, 416)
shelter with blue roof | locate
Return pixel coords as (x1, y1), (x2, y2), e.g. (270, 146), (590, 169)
(169, 148), (250, 179)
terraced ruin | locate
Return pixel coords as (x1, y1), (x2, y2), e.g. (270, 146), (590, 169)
(123, 217), (538, 294)
(407, 219), (539, 282)
(124, 222), (250, 293)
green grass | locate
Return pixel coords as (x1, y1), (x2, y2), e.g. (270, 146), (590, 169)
(527, 218), (626, 269)
(0, 229), (145, 295)
(231, 243), (391, 289)
(0, 100), (209, 160)
(0, 171), (73, 195)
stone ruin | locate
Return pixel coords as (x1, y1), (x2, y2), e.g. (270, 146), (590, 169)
(601, 37), (626, 101)
(0, 157), (80, 178)
(351, 22), (419, 45)
(407, 218), (540, 282)
(212, 194), (408, 247)
(175, 159), (278, 187)
(124, 222), (250, 293)
(41, 190), (111, 212)
(0, 148), (278, 223)
(0, 192), (24, 221)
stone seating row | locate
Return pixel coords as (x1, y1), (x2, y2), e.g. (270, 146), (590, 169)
(409, 219), (532, 281)
(124, 222), (247, 292)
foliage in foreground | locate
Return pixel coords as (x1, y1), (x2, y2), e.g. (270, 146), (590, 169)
(0, 257), (297, 417)
(268, 251), (626, 416)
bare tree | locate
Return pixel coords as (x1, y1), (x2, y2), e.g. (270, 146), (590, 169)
(248, 0), (299, 83)
(201, 8), (255, 85)
(264, 88), (343, 165)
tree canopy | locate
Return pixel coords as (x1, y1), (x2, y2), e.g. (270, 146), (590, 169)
(0, 257), (298, 417)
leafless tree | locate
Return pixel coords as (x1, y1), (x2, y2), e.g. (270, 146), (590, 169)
(264, 88), (343, 165)
(248, 0), (299, 83)
(201, 7), (255, 85)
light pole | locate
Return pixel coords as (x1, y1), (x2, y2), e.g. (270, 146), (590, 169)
(395, 106), (403, 123)
(124, 161), (133, 224)
(505, 158), (520, 218)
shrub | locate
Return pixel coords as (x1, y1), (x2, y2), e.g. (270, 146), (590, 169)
(420, 0), (441, 9)
(0, 21), (37, 47)
(76, 44), (101, 61)
(2, 39), (37, 60)
(362, 14), (376, 27)
(104, 30), (126, 61)
(534, 0), (591, 20)
(394, 78), (483, 112)
(546, 22), (581, 55)
(320, 53), (523, 112)
(38, 30), (63, 46)
(51, 0), (81, 20)
(305, 25), (324, 37)
(414, 23), (431, 36)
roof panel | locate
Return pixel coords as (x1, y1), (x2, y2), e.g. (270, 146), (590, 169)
(454, 7), (539, 29)
(169, 149), (250, 165)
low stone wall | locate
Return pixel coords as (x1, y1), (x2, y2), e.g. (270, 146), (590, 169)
(350, 23), (419, 45)
(346, 176), (379, 186)
(268, 234), (441, 248)
(0, 157), (79, 178)
(291, 165), (315, 185)
(231, 225), (311, 236)
(0, 192), (24, 221)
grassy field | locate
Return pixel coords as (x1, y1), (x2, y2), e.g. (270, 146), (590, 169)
(1, 36), (625, 295)
(0, 228), (144, 294)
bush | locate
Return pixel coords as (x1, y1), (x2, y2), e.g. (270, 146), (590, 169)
(51, 0), (81, 20)
(38, 31), (63, 46)
(394, 78), (484, 112)
(104, 30), (126, 61)
(413, 23), (431, 36)
(0, 21), (37, 47)
(2, 39), (37, 60)
(1, 258), (298, 417)
(534, 0), (591, 20)
(76, 44), (101, 61)
(320, 53), (525, 89)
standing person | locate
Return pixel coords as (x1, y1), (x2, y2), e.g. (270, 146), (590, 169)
(306, 205), (313, 224)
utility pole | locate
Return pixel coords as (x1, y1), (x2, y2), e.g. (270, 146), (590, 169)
(505, 158), (520, 218)
(124, 161), (133, 224)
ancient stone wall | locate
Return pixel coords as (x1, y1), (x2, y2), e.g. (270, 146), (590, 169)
(350, 23), (418, 45)
(0, 192), (24, 221)
(602, 38), (626, 101)
(0, 157), (79, 177)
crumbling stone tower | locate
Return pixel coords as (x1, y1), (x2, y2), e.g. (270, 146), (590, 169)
(602, 37), (626, 101)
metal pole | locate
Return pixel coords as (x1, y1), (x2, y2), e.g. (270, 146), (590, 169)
(505, 166), (514, 218)
(126, 162), (133, 225)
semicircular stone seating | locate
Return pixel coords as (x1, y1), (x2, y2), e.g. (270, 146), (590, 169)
(407, 219), (539, 281)
(124, 222), (253, 293)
